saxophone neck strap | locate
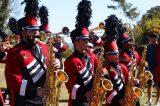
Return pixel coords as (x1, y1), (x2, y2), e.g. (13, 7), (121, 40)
(24, 43), (46, 71)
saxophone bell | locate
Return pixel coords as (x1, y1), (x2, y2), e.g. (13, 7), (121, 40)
(102, 78), (113, 91)
(56, 70), (69, 83)
(133, 87), (144, 98)
(145, 70), (153, 80)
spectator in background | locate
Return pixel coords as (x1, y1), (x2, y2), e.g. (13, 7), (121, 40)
(146, 32), (159, 106)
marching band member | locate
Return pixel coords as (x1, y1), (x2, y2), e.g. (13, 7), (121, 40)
(2, 17), (22, 104)
(102, 15), (140, 106)
(0, 29), (9, 63)
(39, 5), (68, 70)
(65, 27), (98, 106)
(118, 33), (140, 67)
(117, 31), (142, 106)
(64, 0), (98, 106)
(0, 29), (7, 106)
(103, 40), (128, 106)
(88, 31), (104, 56)
(5, 0), (60, 106)
(117, 33), (136, 68)
(89, 31), (104, 47)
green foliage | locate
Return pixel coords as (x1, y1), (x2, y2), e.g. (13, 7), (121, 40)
(144, 19), (160, 31)
(135, 6), (160, 44)
(141, 6), (160, 22)
(107, 0), (139, 20)
(63, 48), (73, 58)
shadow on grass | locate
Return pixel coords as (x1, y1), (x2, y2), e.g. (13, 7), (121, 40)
(59, 99), (68, 102)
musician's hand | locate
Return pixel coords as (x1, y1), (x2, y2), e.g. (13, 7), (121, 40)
(102, 68), (109, 75)
(37, 87), (50, 97)
(85, 91), (91, 102)
(89, 31), (95, 36)
(133, 77), (139, 85)
(3, 43), (10, 51)
(0, 43), (9, 52)
(53, 58), (60, 69)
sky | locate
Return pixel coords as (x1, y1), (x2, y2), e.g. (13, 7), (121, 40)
(11, 0), (160, 44)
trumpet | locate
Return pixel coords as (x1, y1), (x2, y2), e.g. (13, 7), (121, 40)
(90, 22), (105, 32)
(0, 35), (20, 48)
(52, 26), (70, 36)
(39, 26), (70, 44)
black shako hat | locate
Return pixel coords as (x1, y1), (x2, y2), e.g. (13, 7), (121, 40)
(70, 0), (92, 43)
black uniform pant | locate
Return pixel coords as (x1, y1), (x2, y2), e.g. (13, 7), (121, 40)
(72, 99), (88, 106)
(14, 95), (43, 106)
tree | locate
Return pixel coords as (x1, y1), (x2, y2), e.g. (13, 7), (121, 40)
(135, 6), (160, 44)
(0, 0), (10, 29)
(107, 0), (139, 20)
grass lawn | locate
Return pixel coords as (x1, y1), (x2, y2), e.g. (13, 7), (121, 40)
(0, 63), (157, 105)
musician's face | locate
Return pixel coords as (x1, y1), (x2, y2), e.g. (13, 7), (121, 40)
(105, 53), (119, 63)
(123, 41), (133, 50)
(74, 39), (89, 52)
(22, 29), (39, 43)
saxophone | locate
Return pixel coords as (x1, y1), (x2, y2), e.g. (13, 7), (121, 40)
(122, 45), (153, 106)
(136, 45), (153, 91)
(89, 47), (113, 106)
(122, 61), (144, 106)
(43, 33), (69, 106)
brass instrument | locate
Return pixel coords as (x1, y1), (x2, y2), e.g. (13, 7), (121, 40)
(0, 34), (20, 48)
(89, 22), (105, 32)
(140, 70), (153, 91)
(136, 45), (153, 91)
(39, 26), (70, 44)
(43, 33), (69, 106)
(122, 62), (144, 106)
(102, 78), (113, 91)
(89, 47), (113, 106)
(39, 31), (48, 44)
(137, 45), (147, 78)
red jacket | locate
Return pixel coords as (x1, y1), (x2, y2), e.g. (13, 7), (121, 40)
(119, 52), (132, 68)
(132, 50), (140, 66)
(119, 50), (140, 68)
(64, 50), (98, 106)
(103, 63), (128, 105)
(5, 42), (49, 106)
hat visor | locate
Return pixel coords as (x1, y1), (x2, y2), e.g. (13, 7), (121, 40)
(122, 38), (133, 43)
(24, 26), (39, 30)
(42, 30), (50, 33)
(106, 50), (119, 54)
(78, 36), (90, 40)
